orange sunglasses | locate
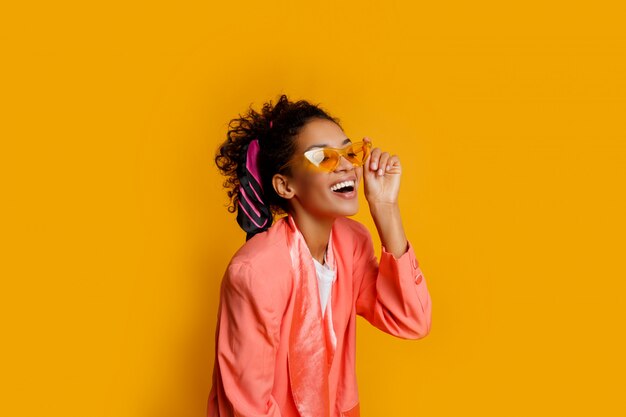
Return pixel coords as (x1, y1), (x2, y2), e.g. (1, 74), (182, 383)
(279, 140), (372, 173)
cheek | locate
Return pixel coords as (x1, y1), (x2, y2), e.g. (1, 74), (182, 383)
(298, 173), (330, 199)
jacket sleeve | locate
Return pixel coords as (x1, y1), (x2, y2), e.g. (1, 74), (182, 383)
(354, 223), (432, 339)
(211, 261), (283, 417)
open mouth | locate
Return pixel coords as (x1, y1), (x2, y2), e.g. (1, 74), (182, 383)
(330, 180), (356, 194)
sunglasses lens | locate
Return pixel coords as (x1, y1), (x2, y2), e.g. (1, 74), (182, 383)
(318, 149), (341, 170)
(305, 141), (371, 171)
(345, 143), (368, 165)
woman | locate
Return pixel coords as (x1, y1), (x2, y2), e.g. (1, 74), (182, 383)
(207, 94), (432, 417)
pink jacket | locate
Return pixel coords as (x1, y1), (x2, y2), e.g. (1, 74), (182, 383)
(207, 215), (432, 416)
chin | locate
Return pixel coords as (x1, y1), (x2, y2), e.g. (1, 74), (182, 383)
(326, 189), (359, 217)
(329, 201), (359, 218)
(343, 204), (359, 217)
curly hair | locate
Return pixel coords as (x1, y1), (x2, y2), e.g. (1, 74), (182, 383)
(215, 94), (342, 222)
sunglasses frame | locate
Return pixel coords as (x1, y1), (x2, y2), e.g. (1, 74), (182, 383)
(279, 140), (372, 173)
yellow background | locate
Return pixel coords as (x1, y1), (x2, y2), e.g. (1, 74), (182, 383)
(2, 1), (625, 416)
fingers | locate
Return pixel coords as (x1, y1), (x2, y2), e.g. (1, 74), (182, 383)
(368, 150), (390, 176)
(363, 137), (401, 176)
(369, 147), (381, 171)
(387, 154), (401, 173)
(377, 152), (391, 176)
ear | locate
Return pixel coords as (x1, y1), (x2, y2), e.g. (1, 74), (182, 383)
(272, 173), (296, 200)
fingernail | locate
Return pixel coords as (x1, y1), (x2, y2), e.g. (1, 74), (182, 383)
(386, 165), (391, 170)
(378, 169), (383, 176)
(371, 163), (377, 170)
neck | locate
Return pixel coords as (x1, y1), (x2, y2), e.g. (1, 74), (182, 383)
(289, 208), (335, 264)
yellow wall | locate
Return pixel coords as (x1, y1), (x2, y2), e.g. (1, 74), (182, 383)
(3, 1), (625, 416)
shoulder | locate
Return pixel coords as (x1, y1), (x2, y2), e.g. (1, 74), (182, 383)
(329, 217), (375, 262)
(333, 216), (373, 244)
(223, 217), (293, 303)
(230, 215), (291, 267)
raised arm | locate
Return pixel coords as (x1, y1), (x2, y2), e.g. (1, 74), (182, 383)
(353, 219), (432, 339)
(354, 137), (432, 339)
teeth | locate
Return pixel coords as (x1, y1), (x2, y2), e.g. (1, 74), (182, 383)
(330, 180), (355, 191)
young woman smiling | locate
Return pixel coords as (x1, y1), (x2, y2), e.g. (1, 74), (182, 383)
(207, 94), (432, 417)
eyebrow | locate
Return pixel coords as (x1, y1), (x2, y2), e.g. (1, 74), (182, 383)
(305, 138), (352, 152)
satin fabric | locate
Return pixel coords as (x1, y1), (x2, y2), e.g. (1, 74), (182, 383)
(207, 214), (432, 417)
(285, 214), (336, 417)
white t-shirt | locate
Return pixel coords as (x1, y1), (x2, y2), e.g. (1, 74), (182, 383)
(312, 249), (336, 318)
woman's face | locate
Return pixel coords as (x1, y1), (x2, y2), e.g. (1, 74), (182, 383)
(282, 118), (363, 219)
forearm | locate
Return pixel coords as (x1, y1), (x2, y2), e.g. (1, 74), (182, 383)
(368, 202), (408, 258)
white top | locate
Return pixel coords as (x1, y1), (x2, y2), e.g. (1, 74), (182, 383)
(312, 249), (336, 318)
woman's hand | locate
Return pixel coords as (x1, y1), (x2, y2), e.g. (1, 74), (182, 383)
(362, 137), (402, 206)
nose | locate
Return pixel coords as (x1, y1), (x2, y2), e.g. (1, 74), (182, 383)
(334, 155), (354, 172)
